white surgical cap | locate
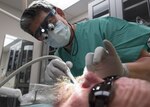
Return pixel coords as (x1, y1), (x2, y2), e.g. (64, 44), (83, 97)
(28, 0), (53, 10)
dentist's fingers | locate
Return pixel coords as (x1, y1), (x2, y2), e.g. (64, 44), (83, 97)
(85, 52), (94, 66)
(52, 59), (68, 72)
(93, 47), (108, 64)
(45, 59), (73, 84)
(66, 61), (73, 69)
(46, 60), (66, 79)
(103, 40), (117, 56)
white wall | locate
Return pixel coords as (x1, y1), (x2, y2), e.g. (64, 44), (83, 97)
(69, 11), (88, 24)
(0, 3), (42, 84)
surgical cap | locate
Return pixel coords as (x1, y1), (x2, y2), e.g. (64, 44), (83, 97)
(28, 0), (53, 10)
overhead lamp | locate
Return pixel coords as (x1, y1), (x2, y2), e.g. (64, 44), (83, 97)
(46, 0), (80, 10)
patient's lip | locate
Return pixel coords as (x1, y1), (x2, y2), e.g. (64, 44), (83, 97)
(81, 72), (104, 88)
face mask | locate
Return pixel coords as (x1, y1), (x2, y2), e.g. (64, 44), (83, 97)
(47, 20), (71, 48)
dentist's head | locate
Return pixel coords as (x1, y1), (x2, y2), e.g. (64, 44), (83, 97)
(20, 0), (72, 48)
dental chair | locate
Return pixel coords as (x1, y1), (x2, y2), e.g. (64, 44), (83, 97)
(0, 56), (60, 107)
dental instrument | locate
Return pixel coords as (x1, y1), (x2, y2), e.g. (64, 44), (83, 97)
(0, 55), (77, 106)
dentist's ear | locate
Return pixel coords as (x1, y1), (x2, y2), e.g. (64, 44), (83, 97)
(55, 7), (66, 19)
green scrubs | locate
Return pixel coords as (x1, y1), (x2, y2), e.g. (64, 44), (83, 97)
(55, 17), (150, 76)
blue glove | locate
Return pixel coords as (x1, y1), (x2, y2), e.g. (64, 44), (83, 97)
(45, 59), (73, 84)
(84, 40), (128, 78)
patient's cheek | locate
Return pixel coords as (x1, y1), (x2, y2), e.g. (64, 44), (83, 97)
(81, 72), (104, 88)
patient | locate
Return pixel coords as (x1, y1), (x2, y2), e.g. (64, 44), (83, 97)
(22, 40), (150, 107)
(53, 73), (150, 107)
(50, 40), (150, 107)
(21, 74), (150, 107)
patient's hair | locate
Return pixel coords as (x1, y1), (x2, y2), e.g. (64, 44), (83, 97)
(26, 76), (82, 106)
(48, 76), (83, 106)
(53, 77), (76, 105)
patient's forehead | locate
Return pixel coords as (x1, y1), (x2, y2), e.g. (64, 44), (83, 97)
(56, 76), (97, 107)
(54, 76), (84, 104)
(54, 78), (77, 101)
(55, 74), (103, 107)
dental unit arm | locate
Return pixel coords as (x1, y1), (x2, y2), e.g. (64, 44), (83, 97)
(0, 86), (22, 101)
(0, 55), (72, 106)
(0, 55), (61, 88)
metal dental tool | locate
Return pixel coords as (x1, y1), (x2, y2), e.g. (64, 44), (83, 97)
(65, 67), (78, 85)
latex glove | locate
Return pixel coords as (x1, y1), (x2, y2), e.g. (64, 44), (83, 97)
(84, 40), (128, 78)
(45, 59), (73, 84)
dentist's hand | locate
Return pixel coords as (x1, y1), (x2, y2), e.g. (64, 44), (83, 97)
(84, 40), (128, 78)
(45, 59), (73, 84)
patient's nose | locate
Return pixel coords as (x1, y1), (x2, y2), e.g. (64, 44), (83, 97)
(81, 72), (103, 88)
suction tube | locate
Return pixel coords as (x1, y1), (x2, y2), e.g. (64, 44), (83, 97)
(0, 55), (61, 87)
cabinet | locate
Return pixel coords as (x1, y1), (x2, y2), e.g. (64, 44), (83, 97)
(40, 41), (57, 83)
(88, 0), (110, 19)
(122, 0), (150, 24)
(88, 0), (150, 25)
(2, 40), (33, 107)
(7, 40), (33, 92)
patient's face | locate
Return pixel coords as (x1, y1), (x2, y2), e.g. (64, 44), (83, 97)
(59, 85), (90, 107)
(55, 72), (103, 107)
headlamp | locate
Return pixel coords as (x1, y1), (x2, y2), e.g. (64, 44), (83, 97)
(34, 9), (56, 40)
(89, 75), (118, 107)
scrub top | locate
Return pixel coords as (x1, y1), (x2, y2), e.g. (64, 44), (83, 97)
(55, 17), (150, 76)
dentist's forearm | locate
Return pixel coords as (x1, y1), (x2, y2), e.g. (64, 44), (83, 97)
(109, 77), (150, 107)
(125, 57), (150, 81)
